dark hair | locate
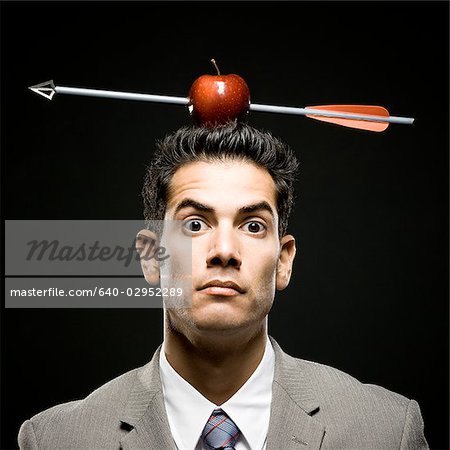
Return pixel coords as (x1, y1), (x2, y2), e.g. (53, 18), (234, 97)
(142, 121), (299, 237)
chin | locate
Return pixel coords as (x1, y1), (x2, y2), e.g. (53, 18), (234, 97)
(193, 310), (249, 332)
(195, 318), (248, 333)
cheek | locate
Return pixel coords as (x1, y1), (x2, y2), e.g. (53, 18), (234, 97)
(191, 240), (205, 264)
(248, 248), (279, 295)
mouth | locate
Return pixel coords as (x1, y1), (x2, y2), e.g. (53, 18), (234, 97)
(198, 280), (245, 296)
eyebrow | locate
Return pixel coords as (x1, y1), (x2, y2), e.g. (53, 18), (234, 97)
(173, 199), (275, 218)
(239, 201), (275, 218)
(174, 199), (213, 217)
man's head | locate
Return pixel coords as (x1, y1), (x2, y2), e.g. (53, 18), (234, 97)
(138, 122), (299, 339)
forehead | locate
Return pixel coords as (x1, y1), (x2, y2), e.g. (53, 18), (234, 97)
(166, 159), (277, 213)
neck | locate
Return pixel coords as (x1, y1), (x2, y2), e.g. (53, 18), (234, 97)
(163, 315), (268, 405)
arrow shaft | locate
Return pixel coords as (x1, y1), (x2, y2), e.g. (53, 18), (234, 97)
(250, 104), (413, 125)
(55, 86), (189, 105)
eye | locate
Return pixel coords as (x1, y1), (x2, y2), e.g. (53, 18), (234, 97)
(241, 221), (266, 234)
(182, 219), (209, 234)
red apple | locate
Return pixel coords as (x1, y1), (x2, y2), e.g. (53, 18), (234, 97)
(188, 60), (250, 126)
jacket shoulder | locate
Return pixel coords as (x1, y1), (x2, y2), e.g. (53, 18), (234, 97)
(298, 356), (410, 407)
(18, 367), (140, 449)
(289, 355), (427, 448)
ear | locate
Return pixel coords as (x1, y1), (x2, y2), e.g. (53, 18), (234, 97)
(276, 234), (296, 291)
(135, 229), (160, 286)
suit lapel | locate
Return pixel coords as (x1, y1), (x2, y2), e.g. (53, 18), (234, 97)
(119, 346), (177, 450)
(267, 338), (325, 450)
(119, 394), (177, 450)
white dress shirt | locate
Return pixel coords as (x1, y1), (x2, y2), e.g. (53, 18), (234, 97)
(159, 337), (275, 450)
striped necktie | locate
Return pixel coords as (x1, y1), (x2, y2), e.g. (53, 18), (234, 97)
(201, 408), (241, 449)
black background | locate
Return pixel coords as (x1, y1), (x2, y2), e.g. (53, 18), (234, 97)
(1, 1), (448, 449)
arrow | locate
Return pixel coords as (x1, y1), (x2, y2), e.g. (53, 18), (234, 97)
(29, 80), (414, 132)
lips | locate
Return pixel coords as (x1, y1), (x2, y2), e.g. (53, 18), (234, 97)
(198, 280), (244, 296)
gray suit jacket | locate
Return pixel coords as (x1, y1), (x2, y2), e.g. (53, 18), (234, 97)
(18, 338), (428, 449)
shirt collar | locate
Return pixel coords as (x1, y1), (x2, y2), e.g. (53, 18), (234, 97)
(159, 337), (275, 450)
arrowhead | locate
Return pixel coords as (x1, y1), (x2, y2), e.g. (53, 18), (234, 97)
(28, 80), (56, 100)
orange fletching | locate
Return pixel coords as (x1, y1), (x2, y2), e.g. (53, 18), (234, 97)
(306, 105), (390, 132)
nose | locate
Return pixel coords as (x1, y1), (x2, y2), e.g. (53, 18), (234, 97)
(206, 225), (242, 269)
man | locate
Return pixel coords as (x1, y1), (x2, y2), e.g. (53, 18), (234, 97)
(18, 122), (428, 449)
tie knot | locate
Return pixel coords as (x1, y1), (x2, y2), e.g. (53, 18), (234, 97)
(201, 408), (241, 450)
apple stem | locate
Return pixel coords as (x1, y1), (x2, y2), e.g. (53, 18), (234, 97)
(210, 59), (221, 76)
